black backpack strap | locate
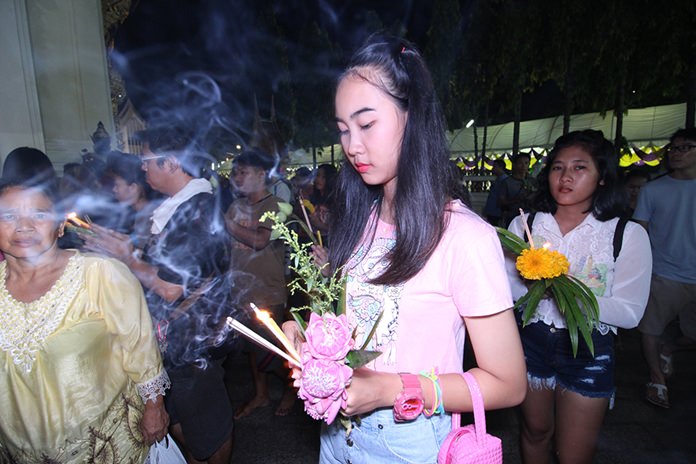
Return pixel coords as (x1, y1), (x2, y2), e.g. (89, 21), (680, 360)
(613, 217), (630, 261)
(524, 211), (536, 243)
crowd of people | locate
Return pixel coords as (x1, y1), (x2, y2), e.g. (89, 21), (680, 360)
(0, 34), (694, 464)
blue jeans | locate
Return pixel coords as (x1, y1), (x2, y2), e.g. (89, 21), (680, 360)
(520, 319), (616, 399)
(320, 409), (451, 464)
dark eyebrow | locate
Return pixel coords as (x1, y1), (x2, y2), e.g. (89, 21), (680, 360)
(335, 107), (376, 123)
(552, 158), (590, 164)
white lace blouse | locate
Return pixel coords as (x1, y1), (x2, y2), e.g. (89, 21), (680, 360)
(506, 212), (652, 335)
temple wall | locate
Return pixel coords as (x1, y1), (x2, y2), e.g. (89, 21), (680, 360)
(0, 0), (114, 173)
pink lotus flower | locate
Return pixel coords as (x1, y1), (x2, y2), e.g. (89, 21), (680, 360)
(297, 317), (354, 424)
(304, 394), (347, 424)
(298, 357), (351, 423)
(304, 312), (354, 361)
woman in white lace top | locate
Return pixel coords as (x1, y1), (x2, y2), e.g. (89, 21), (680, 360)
(0, 178), (170, 463)
(506, 130), (652, 464)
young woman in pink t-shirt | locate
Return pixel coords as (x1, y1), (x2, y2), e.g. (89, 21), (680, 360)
(285, 35), (526, 463)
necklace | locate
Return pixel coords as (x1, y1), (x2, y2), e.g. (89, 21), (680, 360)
(0, 253), (83, 373)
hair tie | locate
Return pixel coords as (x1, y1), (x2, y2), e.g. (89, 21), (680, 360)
(401, 46), (406, 53)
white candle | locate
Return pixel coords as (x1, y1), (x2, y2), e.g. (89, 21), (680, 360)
(225, 317), (301, 367)
(519, 208), (535, 248)
(251, 303), (302, 363)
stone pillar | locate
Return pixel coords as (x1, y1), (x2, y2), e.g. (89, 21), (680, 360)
(0, 0), (114, 173)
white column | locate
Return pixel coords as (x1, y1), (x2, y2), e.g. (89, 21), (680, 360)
(0, 0), (114, 173)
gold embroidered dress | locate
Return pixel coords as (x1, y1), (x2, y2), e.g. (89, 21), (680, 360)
(0, 252), (170, 463)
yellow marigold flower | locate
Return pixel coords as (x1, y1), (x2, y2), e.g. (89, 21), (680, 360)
(516, 247), (570, 280)
(302, 198), (316, 215)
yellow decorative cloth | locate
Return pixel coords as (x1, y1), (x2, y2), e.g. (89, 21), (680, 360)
(0, 251), (169, 463)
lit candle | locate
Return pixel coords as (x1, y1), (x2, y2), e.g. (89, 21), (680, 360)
(251, 303), (302, 363)
(66, 212), (91, 229)
(519, 208), (535, 248)
(225, 317), (301, 367)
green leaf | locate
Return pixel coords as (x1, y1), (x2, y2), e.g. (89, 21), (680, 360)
(551, 282), (580, 356)
(270, 228), (282, 241)
(566, 275), (600, 322)
(518, 280), (546, 325)
(291, 311), (307, 334)
(550, 278), (595, 357)
(360, 309), (384, 351)
(345, 349), (382, 369)
(278, 202), (293, 217)
(336, 278), (347, 316)
(496, 227), (530, 255)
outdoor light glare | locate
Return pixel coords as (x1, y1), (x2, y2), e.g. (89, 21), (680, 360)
(466, 119), (475, 128)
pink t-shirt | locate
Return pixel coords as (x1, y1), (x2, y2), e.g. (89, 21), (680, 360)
(345, 201), (512, 374)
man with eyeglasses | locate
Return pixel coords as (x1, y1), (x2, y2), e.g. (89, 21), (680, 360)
(80, 127), (235, 463)
(634, 127), (696, 409)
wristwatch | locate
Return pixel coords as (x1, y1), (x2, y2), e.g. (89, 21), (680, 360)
(393, 373), (424, 422)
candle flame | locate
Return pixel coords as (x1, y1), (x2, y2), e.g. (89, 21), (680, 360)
(254, 306), (272, 322)
(542, 242), (551, 250)
(66, 212), (90, 228)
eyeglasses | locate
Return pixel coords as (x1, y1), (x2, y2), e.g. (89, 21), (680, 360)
(139, 154), (165, 162)
(667, 144), (696, 153)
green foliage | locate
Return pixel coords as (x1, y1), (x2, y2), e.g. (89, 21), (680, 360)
(496, 227), (600, 357)
(263, 204), (384, 369)
(262, 209), (344, 320)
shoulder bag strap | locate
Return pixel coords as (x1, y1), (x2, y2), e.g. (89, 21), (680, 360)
(613, 217), (630, 261)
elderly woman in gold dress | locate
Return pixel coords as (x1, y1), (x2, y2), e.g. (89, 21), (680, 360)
(0, 177), (170, 463)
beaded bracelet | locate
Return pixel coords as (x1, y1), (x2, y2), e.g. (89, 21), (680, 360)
(420, 368), (444, 416)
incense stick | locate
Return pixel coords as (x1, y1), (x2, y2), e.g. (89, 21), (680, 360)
(225, 317), (301, 367)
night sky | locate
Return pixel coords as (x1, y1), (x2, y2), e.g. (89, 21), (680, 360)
(114, 1), (435, 118)
(113, 0), (566, 148)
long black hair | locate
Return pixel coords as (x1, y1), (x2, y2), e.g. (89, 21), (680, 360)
(533, 129), (628, 220)
(329, 35), (453, 285)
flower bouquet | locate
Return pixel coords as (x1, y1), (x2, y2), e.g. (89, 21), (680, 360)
(497, 211), (600, 356)
(257, 203), (382, 426)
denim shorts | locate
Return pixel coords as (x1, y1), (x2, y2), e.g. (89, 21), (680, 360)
(520, 319), (616, 399)
(319, 408), (451, 464)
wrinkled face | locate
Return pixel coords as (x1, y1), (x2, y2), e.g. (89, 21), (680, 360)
(668, 137), (696, 173)
(548, 146), (601, 211)
(112, 176), (139, 205)
(232, 164), (266, 196)
(335, 71), (407, 191)
(140, 144), (169, 194)
(0, 186), (63, 260)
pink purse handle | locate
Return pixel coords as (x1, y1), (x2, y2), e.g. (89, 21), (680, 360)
(450, 372), (488, 446)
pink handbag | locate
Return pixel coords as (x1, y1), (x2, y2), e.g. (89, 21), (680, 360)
(437, 372), (503, 464)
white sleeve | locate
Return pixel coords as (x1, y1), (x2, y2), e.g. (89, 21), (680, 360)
(597, 222), (652, 328)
